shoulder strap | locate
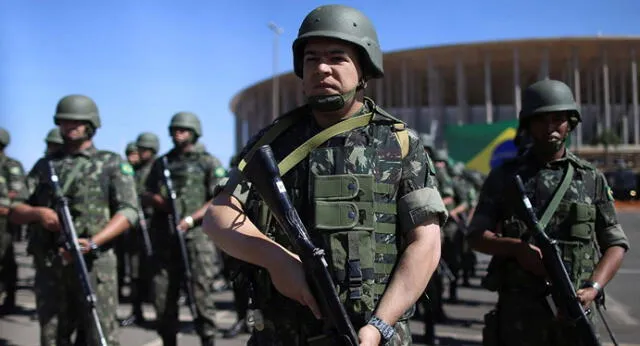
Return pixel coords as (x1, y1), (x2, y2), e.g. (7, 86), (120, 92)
(538, 163), (575, 230)
(60, 158), (89, 196)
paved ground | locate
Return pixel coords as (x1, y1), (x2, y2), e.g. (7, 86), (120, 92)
(1, 210), (640, 345)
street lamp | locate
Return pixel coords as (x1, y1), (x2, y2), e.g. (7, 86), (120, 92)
(268, 21), (284, 120)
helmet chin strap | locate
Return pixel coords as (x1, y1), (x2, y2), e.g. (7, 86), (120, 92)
(307, 80), (365, 112)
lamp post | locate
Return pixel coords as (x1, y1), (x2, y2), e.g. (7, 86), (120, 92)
(268, 21), (284, 120)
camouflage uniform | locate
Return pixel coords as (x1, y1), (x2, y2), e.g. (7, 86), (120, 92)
(450, 162), (477, 286)
(144, 113), (225, 344)
(20, 95), (139, 346)
(0, 127), (25, 313)
(468, 80), (630, 346)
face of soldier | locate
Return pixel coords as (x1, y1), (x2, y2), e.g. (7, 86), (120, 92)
(127, 151), (140, 166)
(301, 38), (362, 100)
(138, 148), (154, 162)
(171, 127), (193, 147)
(528, 111), (571, 156)
(59, 120), (89, 142)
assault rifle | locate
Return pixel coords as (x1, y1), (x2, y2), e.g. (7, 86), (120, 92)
(242, 145), (359, 346)
(160, 156), (198, 318)
(513, 174), (600, 346)
(136, 199), (153, 258)
(48, 161), (108, 346)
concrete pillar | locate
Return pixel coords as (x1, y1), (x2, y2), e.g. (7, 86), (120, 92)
(631, 49), (639, 144)
(621, 65), (628, 144)
(586, 69), (594, 143)
(484, 53), (493, 123)
(513, 47), (521, 117)
(539, 48), (550, 80)
(603, 50), (612, 130)
(595, 66), (603, 136)
(376, 79), (384, 105)
(456, 56), (467, 125)
(427, 57), (438, 127)
(572, 49), (583, 148)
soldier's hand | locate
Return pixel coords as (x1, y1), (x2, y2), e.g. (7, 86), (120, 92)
(515, 242), (546, 277)
(58, 238), (91, 263)
(358, 324), (382, 346)
(267, 252), (322, 320)
(38, 207), (61, 232)
(576, 287), (598, 309)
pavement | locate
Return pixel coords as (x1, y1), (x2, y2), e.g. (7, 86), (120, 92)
(1, 210), (640, 346)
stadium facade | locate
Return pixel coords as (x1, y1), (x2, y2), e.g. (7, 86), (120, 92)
(230, 37), (640, 162)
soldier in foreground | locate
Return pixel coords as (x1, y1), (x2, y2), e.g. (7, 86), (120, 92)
(142, 112), (224, 346)
(9, 94), (139, 345)
(0, 128), (26, 315)
(468, 79), (629, 345)
(204, 5), (446, 345)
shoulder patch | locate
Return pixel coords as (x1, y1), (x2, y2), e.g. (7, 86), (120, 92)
(214, 166), (227, 178)
(120, 163), (135, 176)
(607, 186), (614, 201)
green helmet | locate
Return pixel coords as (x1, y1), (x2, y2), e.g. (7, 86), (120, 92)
(136, 132), (160, 152)
(53, 94), (101, 129)
(433, 149), (449, 162)
(520, 79), (581, 128)
(169, 112), (202, 138)
(45, 128), (64, 145)
(0, 127), (10, 147)
(451, 162), (465, 176)
(125, 142), (138, 155)
(292, 5), (383, 79)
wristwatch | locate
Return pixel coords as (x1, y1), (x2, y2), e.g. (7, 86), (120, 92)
(367, 315), (395, 342)
(582, 280), (603, 298)
(184, 216), (195, 229)
(88, 239), (101, 258)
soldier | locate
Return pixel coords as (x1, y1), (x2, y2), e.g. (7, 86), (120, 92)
(9, 94), (139, 345)
(125, 142), (140, 166)
(45, 128), (64, 155)
(467, 79), (629, 345)
(120, 131), (160, 327)
(449, 162), (477, 287)
(0, 127), (25, 315)
(204, 5), (447, 346)
(142, 112), (224, 346)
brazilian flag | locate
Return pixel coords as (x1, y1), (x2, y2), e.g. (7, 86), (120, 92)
(444, 120), (519, 174)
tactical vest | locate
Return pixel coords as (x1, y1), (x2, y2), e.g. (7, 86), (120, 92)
(500, 163), (599, 291)
(243, 101), (414, 330)
(161, 151), (210, 219)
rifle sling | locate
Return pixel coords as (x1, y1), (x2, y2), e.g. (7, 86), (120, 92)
(61, 159), (88, 196)
(538, 163), (575, 230)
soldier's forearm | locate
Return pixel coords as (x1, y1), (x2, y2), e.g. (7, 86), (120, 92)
(8, 203), (41, 225)
(589, 245), (626, 288)
(92, 213), (131, 247)
(373, 219), (441, 326)
(203, 192), (294, 271)
(187, 199), (213, 225)
(468, 230), (524, 258)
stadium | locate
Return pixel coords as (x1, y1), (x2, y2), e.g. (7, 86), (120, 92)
(230, 36), (640, 168)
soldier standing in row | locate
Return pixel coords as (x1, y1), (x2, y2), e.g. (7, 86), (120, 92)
(9, 94), (139, 345)
(468, 79), (629, 345)
(142, 112), (225, 346)
(120, 132), (161, 327)
(0, 127), (25, 315)
(204, 5), (446, 345)
(45, 128), (64, 156)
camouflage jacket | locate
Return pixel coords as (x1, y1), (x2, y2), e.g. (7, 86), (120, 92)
(135, 159), (155, 217)
(221, 98), (447, 342)
(0, 154), (27, 233)
(469, 149), (629, 291)
(145, 147), (224, 236)
(22, 145), (139, 254)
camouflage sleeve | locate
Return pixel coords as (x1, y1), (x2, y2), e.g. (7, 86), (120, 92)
(108, 155), (139, 226)
(4, 159), (28, 206)
(594, 171), (629, 251)
(397, 129), (447, 232)
(207, 154), (227, 199)
(467, 167), (504, 239)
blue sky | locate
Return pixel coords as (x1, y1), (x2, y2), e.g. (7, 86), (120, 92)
(1, 0), (639, 170)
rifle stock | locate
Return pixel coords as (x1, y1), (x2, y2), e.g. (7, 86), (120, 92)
(48, 161), (108, 346)
(513, 175), (601, 346)
(242, 145), (359, 346)
(161, 156), (198, 319)
(136, 201), (153, 258)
